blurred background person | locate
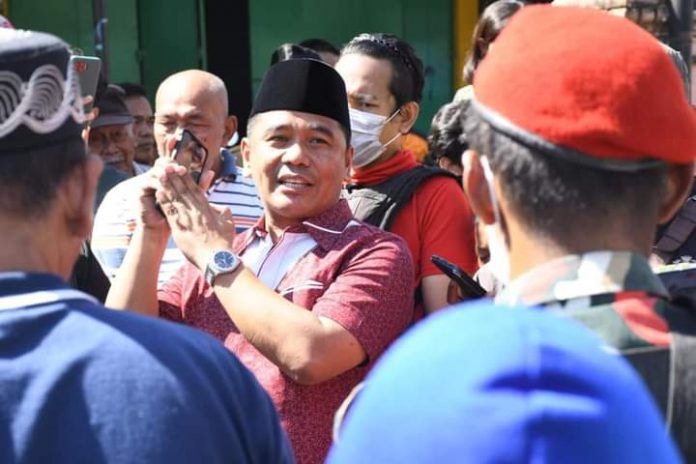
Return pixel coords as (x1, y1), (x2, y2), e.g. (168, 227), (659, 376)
(425, 99), (469, 177)
(270, 42), (321, 65)
(118, 82), (157, 166)
(454, 0), (524, 102)
(89, 84), (148, 177)
(299, 37), (341, 66)
(337, 33), (478, 315)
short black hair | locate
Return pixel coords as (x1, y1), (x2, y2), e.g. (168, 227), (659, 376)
(341, 33), (425, 107)
(427, 100), (470, 168)
(0, 137), (87, 218)
(270, 43), (321, 66)
(464, 109), (668, 244)
(117, 82), (148, 99)
(299, 38), (340, 56)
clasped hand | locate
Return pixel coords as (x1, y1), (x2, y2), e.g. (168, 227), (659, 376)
(138, 157), (237, 271)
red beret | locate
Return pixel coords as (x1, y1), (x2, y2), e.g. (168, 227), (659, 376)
(473, 5), (696, 170)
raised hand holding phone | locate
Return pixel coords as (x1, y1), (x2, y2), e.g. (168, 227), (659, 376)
(70, 55), (101, 114)
(170, 128), (208, 185)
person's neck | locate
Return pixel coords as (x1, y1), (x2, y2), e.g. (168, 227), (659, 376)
(0, 222), (67, 278)
(506, 219), (653, 281)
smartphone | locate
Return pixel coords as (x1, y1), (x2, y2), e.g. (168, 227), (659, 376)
(171, 129), (208, 184)
(431, 255), (487, 299)
(70, 55), (101, 112)
(154, 129), (209, 216)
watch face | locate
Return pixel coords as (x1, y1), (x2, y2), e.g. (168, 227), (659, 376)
(214, 251), (237, 270)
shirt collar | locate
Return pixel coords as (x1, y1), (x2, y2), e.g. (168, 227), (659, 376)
(0, 271), (69, 297)
(244, 199), (356, 252)
(495, 251), (669, 307)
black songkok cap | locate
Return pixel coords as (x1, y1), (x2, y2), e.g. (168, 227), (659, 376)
(250, 59), (350, 137)
(0, 29), (84, 154)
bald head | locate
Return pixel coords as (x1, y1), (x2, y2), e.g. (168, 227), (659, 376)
(153, 69), (237, 174)
(156, 69), (229, 118)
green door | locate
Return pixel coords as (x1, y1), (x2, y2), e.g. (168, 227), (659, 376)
(249, 0), (452, 134)
(137, 0), (207, 98)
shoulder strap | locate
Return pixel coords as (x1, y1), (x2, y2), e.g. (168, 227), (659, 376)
(345, 166), (457, 231)
(654, 197), (696, 262)
(670, 333), (696, 461)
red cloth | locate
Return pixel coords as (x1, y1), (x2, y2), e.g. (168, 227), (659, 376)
(351, 150), (478, 284)
(474, 5), (696, 165)
(158, 200), (414, 464)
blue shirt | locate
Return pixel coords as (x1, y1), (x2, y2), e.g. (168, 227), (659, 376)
(0, 272), (293, 463)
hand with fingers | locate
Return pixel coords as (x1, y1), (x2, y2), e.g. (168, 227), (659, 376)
(154, 162), (237, 271)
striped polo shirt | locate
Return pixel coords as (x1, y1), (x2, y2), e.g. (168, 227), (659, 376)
(92, 150), (263, 285)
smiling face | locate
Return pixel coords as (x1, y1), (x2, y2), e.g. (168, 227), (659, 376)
(87, 124), (136, 175)
(242, 110), (352, 231)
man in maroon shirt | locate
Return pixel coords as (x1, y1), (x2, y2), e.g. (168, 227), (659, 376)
(107, 59), (414, 463)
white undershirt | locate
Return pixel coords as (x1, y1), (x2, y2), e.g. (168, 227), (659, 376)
(240, 232), (317, 290)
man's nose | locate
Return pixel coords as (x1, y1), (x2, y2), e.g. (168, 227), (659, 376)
(282, 142), (310, 165)
(104, 137), (121, 154)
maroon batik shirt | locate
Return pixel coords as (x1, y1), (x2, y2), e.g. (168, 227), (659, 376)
(158, 199), (414, 464)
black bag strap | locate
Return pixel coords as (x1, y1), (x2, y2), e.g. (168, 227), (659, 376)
(345, 166), (457, 231)
(654, 197), (696, 262)
(670, 333), (696, 461)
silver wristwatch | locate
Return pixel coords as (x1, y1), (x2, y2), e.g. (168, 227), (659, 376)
(204, 250), (242, 285)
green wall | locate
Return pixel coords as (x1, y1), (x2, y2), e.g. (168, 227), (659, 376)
(9, 0), (140, 83)
(107, 0), (140, 84)
(137, 0), (206, 98)
(9, 0), (94, 54)
(249, 0), (453, 133)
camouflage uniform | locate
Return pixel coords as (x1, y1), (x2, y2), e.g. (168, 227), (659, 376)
(497, 251), (696, 460)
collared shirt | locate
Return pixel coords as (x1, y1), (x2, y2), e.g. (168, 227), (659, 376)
(92, 149), (263, 285)
(158, 199), (414, 464)
(0, 271), (293, 463)
(496, 251), (673, 351)
(496, 251), (696, 459)
(133, 161), (150, 176)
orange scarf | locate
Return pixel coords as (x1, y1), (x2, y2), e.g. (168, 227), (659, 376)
(349, 150), (417, 186)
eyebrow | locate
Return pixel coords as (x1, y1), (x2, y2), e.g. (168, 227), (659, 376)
(307, 123), (338, 139)
(349, 92), (378, 103)
(263, 123), (338, 139)
(155, 110), (206, 120)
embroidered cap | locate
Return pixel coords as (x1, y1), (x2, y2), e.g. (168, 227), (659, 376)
(472, 5), (696, 171)
(0, 28), (84, 154)
(250, 58), (350, 137)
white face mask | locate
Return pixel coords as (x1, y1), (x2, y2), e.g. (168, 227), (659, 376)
(349, 107), (401, 168)
(480, 156), (510, 285)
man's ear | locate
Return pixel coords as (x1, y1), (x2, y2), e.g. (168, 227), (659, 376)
(240, 137), (251, 167)
(222, 115), (238, 146)
(396, 101), (420, 134)
(462, 149), (495, 225)
(58, 155), (103, 239)
(437, 158), (451, 170)
(657, 162), (695, 224)
(344, 145), (354, 174)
